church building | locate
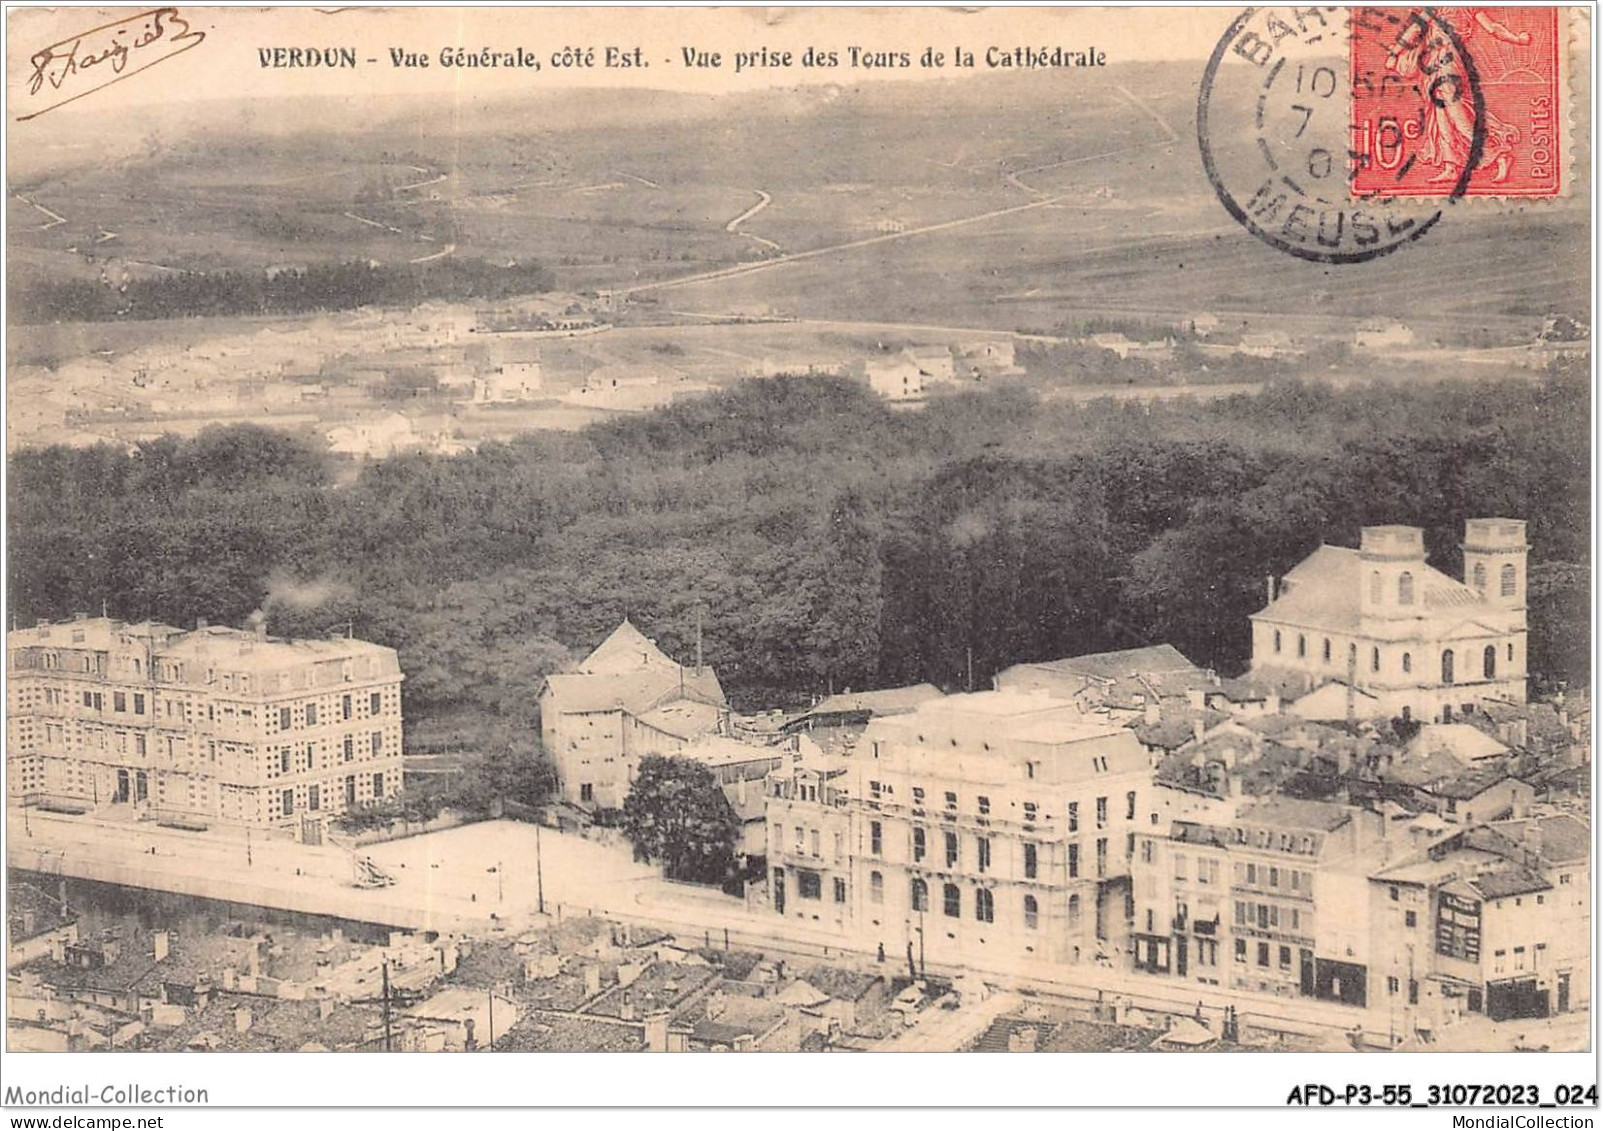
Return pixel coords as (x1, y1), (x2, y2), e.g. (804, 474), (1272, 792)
(1250, 519), (1528, 723)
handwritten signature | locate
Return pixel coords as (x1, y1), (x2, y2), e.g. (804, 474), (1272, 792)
(21, 8), (205, 121)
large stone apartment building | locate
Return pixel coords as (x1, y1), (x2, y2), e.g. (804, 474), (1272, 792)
(767, 690), (1157, 969)
(7, 616), (404, 834)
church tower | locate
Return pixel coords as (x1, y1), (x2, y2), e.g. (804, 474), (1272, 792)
(1462, 518), (1529, 613)
(1358, 525), (1428, 625)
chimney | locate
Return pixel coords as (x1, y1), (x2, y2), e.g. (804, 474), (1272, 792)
(318, 998), (334, 1021)
(1186, 688), (1206, 711)
(1266, 692), (1281, 715)
(248, 944), (261, 977)
(196, 617), (208, 631)
(152, 930), (170, 962)
(1521, 822), (1544, 863)
(583, 964), (601, 999)
(1192, 717), (1206, 744)
(234, 1007), (253, 1034)
(1265, 575), (1277, 605)
(645, 1010), (671, 1052)
(1144, 697), (1161, 726)
(620, 990), (638, 1022)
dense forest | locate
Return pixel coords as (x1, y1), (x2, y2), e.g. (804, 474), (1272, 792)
(8, 370), (1589, 752)
(8, 257), (554, 324)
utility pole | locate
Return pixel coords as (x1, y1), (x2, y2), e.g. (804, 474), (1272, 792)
(695, 604), (704, 675)
(535, 823), (546, 914)
(966, 646), (974, 694)
(382, 960), (393, 1052)
(246, 826), (253, 867)
(487, 988), (494, 1052)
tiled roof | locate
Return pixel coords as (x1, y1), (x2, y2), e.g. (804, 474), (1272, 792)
(1383, 746), (1471, 789)
(637, 700), (726, 741)
(1023, 644), (1201, 679)
(788, 684), (945, 725)
(802, 965), (883, 1002)
(580, 619), (678, 674)
(543, 668), (724, 716)
(1409, 724), (1509, 762)
(1488, 814), (1591, 864)
(1467, 866), (1552, 901)
(1430, 766), (1515, 801)
(1237, 798), (1353, 832)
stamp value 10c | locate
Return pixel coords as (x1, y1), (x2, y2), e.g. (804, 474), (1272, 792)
(1350, 6), (1563, 198)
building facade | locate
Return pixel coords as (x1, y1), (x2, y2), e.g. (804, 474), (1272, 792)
(8, 617), (404, 832)
(1132, 800), (1384, 1006)
(765, 691), (1157, 970)
(1369, 814), (1590, 1041)
(1251, 520), (1529, 723)
(540, 619), (727, 812)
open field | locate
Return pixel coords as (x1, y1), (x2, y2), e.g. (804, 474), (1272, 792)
(15, 63), (1585, 331)
(7, 59), (1589, 455)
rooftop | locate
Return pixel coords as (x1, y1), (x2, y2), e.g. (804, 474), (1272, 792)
(1236, 798), (1354, 833)
(785, 683), (945, 727)
(1488, 813), (1590, 864)
(1010, 644), (1201, 682)
(1255, 545), (1493, 632)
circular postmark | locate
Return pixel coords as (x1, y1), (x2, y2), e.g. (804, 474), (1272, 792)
(1198, 6), (1485, 263)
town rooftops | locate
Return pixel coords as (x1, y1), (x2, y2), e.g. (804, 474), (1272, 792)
(1408, 724), (1510, 764)
(802, 965), (883, 1003)
(774, 980), (832, 1009)
(543, 667), (725, 717)
(1236, 798), (1354, 833)
(784, 683), (944, 728)
(1429, 765), (1518, 802)
(1488, 813), (1590, 864)
(544, 619), (727, 716)
(1011, 644), (1201, 681)
(676, 733), (783, 769)
(159, 626), (399, 675)
(636, 699), (726, 741)
(8, 616), (183, 653)
(1458, 866), (1552, 901)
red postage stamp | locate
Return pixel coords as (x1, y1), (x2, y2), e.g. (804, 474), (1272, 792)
(1350, 7), (1562, 198)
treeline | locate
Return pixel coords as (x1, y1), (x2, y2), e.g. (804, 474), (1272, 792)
(9, 257), (554, 324)
(7, 370), (1590, 750)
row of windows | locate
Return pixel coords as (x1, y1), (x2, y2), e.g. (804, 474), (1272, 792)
(1231, 861), (1310, 892)
(275, 692), (388, 732)
(1235, 939), (1297, 970)
(276, 772), (388, 817)
(267, 732), (388, 778)
(1273, 633), (1513, 682)
(1234, 899), (1305, 933)
(901, 877), (1066, 929)
(865, 784), (1138, 829)
(873, 820), (1109, 878)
